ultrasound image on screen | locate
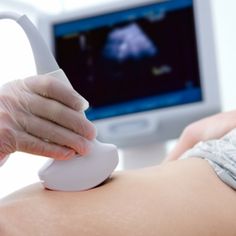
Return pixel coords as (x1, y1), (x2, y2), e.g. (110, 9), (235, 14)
(103, 23), (158, 61)
(54, 0), (202, 120)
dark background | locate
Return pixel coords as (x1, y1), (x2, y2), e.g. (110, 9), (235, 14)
(55, 6), (201, 109)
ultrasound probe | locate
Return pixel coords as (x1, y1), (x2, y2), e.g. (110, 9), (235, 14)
(0, 12), (119, 191)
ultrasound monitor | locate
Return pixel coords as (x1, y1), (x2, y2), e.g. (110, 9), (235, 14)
(38, 0), (221, 147)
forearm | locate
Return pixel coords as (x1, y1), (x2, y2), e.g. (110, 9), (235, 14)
(1, 159), (236, 236)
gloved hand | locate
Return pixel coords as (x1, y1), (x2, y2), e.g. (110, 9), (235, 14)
(0, 75), (96, 161)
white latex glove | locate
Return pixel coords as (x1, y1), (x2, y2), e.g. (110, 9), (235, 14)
(0, 75), (96, 161)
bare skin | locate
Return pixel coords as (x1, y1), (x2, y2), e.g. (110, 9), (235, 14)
(1, 111), (236, 235)
(0, 158), (236, 236)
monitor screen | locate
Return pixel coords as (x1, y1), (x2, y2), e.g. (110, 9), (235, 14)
(53, 0), (202, 121)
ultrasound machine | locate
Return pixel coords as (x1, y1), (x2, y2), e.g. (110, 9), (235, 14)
(38, 0), (221, 168)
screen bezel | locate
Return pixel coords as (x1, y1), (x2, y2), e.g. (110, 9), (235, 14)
(37, 0), (221, 146)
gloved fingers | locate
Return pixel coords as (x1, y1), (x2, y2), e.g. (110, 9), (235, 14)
(17, 113), (92, 156)
(0, 112), (18, 156)
(15, 131), (76, 160)
(0, 128), (16, 157)
(23, 75), (89, 111)
(28, 94), (96, 140)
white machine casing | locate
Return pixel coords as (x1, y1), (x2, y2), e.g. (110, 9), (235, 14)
(39, 140), (119, 191)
